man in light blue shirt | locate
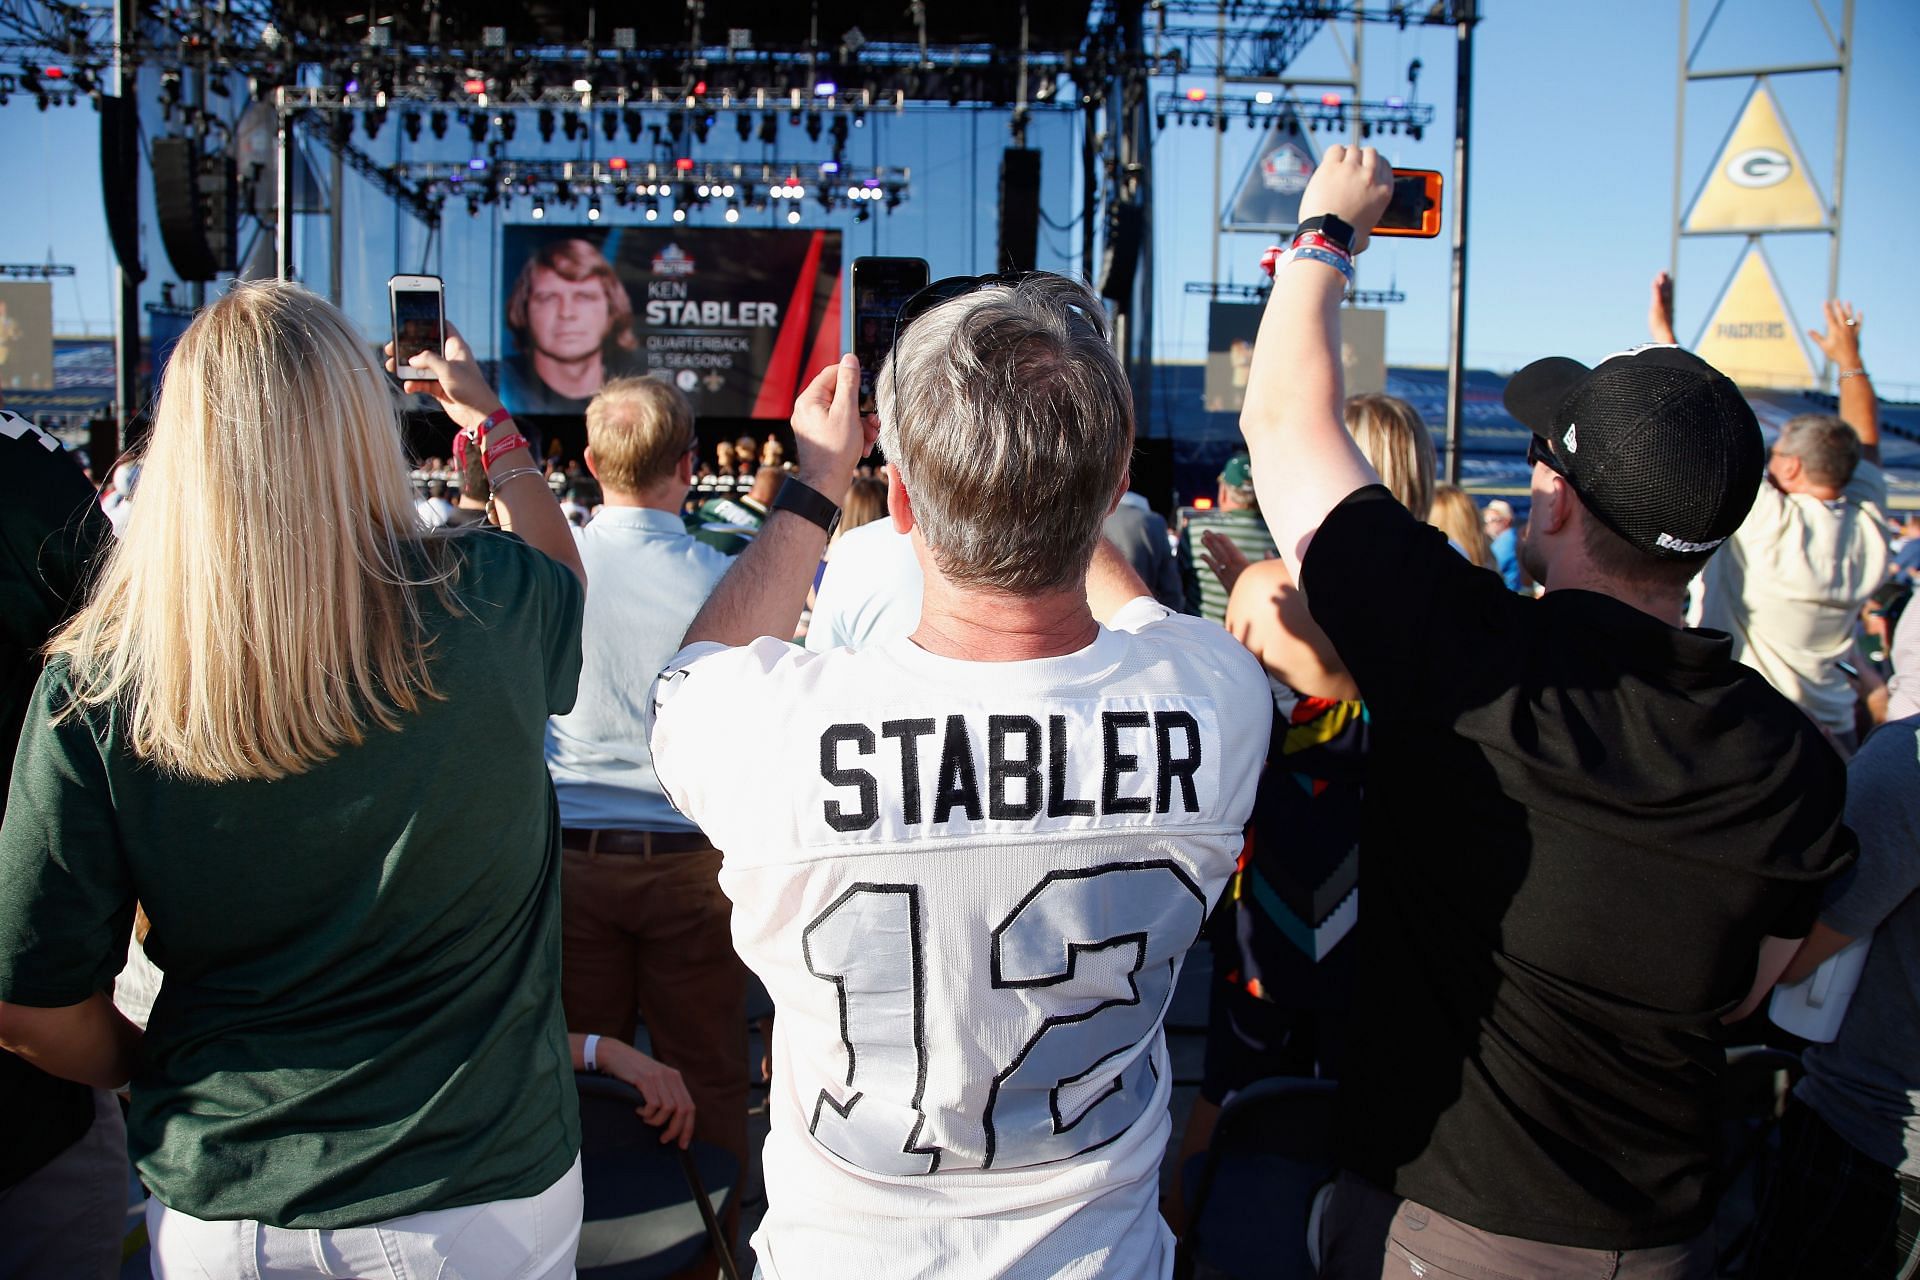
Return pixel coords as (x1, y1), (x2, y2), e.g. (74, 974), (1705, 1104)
(546, 376), (750, 1241)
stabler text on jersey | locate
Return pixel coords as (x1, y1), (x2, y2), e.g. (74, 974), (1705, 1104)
(817, 707), (1211, 834)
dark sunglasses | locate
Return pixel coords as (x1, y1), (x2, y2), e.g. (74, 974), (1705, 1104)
(1527, 434), (1570, 479)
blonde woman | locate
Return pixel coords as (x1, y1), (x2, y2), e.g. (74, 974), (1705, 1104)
(0, 283), (677, 1277)
(1429, 482), (1497, 571)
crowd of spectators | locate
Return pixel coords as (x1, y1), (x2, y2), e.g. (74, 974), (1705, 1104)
(1, 142), (1917, 1280)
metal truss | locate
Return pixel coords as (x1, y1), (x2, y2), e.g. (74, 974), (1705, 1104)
(0, 260), (77, 276)
(1184, 279), (1406, 304)
(1155, 89), (1432, 135)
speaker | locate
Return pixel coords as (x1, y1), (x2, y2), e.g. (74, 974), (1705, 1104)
(98, 96), (144, 281)
(152, 137), (237, 282)
(997, 148), (1041, 273)
(1099, 201), (1144, 303)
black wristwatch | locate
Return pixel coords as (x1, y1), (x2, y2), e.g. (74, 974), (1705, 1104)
(1293, 214), (1358, 256)
(771, 475), (842, 535)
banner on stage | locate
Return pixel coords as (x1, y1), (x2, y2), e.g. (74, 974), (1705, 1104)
(1692, 243), (1815, 390)
(498, 226), (843, 419)
(1684, 80), (1828, 233)
(0, 282), (54, 391)
(1222, 109), (1319, 232)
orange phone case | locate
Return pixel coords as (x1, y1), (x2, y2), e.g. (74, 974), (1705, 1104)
(1375, 169), (1443, 238)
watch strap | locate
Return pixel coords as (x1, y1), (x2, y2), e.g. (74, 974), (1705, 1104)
(771, 475), (842, 534)
(1294, 215), (1357, 255)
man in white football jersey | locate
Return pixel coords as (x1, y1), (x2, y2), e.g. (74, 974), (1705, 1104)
(648, 274), (1270, 1278)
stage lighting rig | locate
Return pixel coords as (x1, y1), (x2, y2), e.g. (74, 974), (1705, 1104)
(601, 110), (617, 142)
(403, 110), (422, 142)
(624, 109), (645, 143)
(365, 104), (387, 139)
(499, 114), (516, 142)
(804, 111), (822, 143)
(468, 112), (488, 143)
(430, 109), (448, 140)
(761, 113), (778, 144)
(538, 109), (556, 143)
(736, 113), (752, 142)
(587, 198), (601, 222)
(562, 111), (583, 142)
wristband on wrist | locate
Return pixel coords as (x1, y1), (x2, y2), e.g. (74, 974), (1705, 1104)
(1283, 245), (1357, 284)
(483, 432), (531, 469)
(1838, 367), (1868, 381)
(477, 407), (514, 436)
(584, 1034), (601, 1073)
(1289, 231), (1352, 261)
(771, 475), (842, 535)
(1294, 214), (1358, 256)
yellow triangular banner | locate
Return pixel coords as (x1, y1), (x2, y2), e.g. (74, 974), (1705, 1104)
(1685, 81), (1828, 232)
(1692, 245), (1816, 389)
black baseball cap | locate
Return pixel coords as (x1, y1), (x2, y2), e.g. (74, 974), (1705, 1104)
(1503, 344), (1764, 560)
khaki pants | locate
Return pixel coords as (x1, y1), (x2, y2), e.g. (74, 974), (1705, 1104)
(1318, 1171), (1714, 1280)
(559, 842), (750, 1267)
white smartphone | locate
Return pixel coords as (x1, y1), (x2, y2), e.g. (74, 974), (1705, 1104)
(388, 274), (445, 384)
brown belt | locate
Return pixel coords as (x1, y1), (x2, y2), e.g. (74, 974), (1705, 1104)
(560, 828), (712, 856)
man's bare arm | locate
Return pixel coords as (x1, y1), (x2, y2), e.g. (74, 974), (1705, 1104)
(682, 356), (872, 649)
(1807, 300), (1879, 465)
(1778, 920), (1858, 988)
(1239, 145), (1393, 578)
(1724, 935), (1804, 1024)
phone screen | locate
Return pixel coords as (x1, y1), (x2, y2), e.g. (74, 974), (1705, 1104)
(393, 288), (444, 366)
(851, 257), (930, 415)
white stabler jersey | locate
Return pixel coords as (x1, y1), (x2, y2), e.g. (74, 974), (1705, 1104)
(648, 598), (1270, 1279)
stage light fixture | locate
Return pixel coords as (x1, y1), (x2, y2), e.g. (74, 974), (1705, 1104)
(587, 199), (601, 221)
(469, 113), (488, 143)
(645, 205), (659, 221)
(786, 209), (801, 224)
(624, 109), (644, 143)
(697, 183), (711, 198)
(563, 110), (582, 141)
(829, 114), (849, 149)
(532, 201), (545, 220)
(364, 106), (386, 139)
(672, 207), (686, 222)
(463, 77), (487, 96)
(805, 111), (822, 142)
(430, 109), (448, 140)
(814, 80), (837, 97)
(724, 204), (740, 223)
(853, 107), (866, 127)
(402, 110), (422, 142)
(761, 113), (778, 144)
(719, 184), (735, 198)
(573, 78), (592, 94)
(538, 108), (555, 142)
(499, 114), (516, 142)
(737, 113), (752, 142)
(693, 114), (711, 144)
(1409, 125), (1424, 142)
(854, 207), (870, 223)
(668, 111), (685, 141)
(602, 110), (617, 142)
(1255, 90), (1275, 105)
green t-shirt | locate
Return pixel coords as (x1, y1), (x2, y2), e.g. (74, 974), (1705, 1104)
(1178, 508), (1278, 625)
(684, 495), (765, 556)
(0, 529), (585, 1228)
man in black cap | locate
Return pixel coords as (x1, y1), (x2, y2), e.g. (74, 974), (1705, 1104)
(1239, 145), (1855, 1277)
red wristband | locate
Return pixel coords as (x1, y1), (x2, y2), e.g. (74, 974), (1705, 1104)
(477, 407), (514, 436)
(483, 432), (530, 469)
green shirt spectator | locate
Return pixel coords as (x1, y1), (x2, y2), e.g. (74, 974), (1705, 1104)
(1178, 452), (1277, 624)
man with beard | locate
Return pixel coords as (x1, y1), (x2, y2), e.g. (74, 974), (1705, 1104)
(1241, 145), (1855, 1278)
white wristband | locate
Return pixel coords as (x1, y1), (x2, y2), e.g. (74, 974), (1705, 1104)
(583, 1034), (601, 1073)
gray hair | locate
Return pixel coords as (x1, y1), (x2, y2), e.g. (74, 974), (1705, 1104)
(1773, 413), (1861, 488)
(876, 274), (1133, 594)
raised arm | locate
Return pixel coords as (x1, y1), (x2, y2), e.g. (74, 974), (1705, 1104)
(390, 324), (587, 587)
(1239, 145), (1394, 576)
(1807, 301), (1879, 466)
(682, 355), (875, 648)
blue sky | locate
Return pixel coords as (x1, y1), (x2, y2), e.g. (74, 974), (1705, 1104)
(3, 0), (1917, 394)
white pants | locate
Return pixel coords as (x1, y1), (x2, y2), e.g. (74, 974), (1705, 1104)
(148, 1156), (582, 1280)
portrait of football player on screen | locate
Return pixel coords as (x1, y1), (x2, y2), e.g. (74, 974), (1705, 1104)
(498, 236), (643, 415)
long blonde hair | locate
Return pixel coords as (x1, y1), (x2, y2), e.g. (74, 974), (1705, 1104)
(1428, 483), (1496, 570)
(49, 281), (451, 782)
(1345, 393), (1436, 521)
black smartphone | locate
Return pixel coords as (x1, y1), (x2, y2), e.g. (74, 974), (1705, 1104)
(1375, 169), (1443, 238)
(388, 274), (446, 384)
(850, 256), (930, 415)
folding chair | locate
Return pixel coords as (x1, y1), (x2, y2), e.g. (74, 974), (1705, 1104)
(1174, 1076), (1338, 1280)
(574, 1073), (742, 1280)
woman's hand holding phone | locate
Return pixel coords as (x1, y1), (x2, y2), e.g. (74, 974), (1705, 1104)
(383, 322), (502, 435)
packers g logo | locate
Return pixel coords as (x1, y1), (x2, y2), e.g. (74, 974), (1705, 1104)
(1726, 147), (1792, 188)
